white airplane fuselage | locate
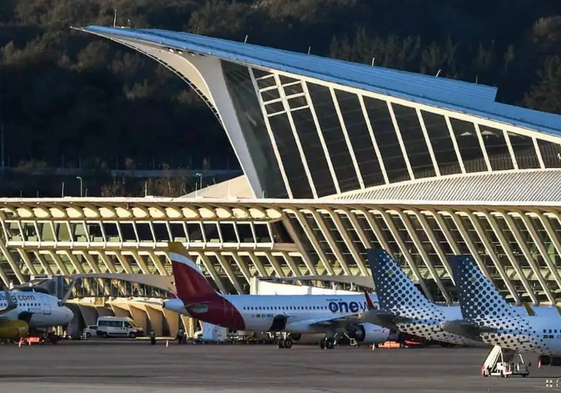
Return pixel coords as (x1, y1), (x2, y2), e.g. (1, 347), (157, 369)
(0, 291), (74, 328)
(477, 308), (561, 356)
(164, 294), (390, 342)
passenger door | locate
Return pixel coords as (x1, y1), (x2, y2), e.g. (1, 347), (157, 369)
(42, 295), (52, 315)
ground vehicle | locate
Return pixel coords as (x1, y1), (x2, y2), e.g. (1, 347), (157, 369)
(96, 317), (143, 338)
(481, 347), (530, 378)
(83, 325), (97, 338)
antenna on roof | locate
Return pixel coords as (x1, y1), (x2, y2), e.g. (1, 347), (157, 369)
(307, 46), (312, 55)
(127, 19), (131, 28)
(435, 69), (441, 78)
(196, 27), (200, 35)
(244, 35), (249, 44)
(113, 9), (117, 28)
(475, 75), (479, 84)
(371, 57), (375, 66)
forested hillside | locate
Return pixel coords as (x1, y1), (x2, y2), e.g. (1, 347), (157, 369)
(1, 0), (560, 171)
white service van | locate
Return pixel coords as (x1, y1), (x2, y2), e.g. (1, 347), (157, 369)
(96, 316), (144, 338)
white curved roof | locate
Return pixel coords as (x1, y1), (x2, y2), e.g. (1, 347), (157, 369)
(75, 25), (561, 136)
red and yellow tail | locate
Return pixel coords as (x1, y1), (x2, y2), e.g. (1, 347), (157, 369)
(169, 242), (217, 301)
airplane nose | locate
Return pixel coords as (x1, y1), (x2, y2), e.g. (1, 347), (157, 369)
(63, 306), (74, 322)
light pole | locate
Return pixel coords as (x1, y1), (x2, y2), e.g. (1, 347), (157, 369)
(76, 176), (83, 197)
(195, 172), (203, 190)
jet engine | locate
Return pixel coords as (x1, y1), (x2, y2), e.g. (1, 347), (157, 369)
(347, 323), (390, 344)
(0, 320), (29, 340)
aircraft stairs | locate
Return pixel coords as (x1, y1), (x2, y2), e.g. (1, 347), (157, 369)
(481, 345), (529, 378)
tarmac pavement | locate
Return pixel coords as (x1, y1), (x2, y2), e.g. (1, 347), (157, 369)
(0, 340), (559, 392)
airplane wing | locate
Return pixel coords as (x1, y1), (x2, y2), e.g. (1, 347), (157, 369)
(440, 319), (495, 341)
(293, 314), (366, 331)
(0, 288), (17, 317)
(359, 289), (411, 328)
(359, 309), (412, 329)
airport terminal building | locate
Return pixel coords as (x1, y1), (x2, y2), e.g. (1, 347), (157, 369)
(2, 25), (561, 332)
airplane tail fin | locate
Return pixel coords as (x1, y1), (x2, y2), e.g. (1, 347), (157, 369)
(450, 255), (519, 327)
(168, 242), (217, 301)
(367, 249), (434, 317)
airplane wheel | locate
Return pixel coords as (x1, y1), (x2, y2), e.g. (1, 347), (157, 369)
(326, 338), (335, 349)
(278, 339), (285, 349)
(284, 339), (293, 349)
(320, 340), (326, 349)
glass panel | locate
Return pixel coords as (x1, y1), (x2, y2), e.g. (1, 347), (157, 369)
(120, 223), (137, 243)
(38, 222), (55, 241)
(22, 222), (38, 241)
(268, 113), (313, 198)
(449, 118), (487, 173)
(222, 61), (286, 197)
(392, 104), (435, 179)
(256, 76), (276, 89)
(480, 126), (514, 171)
(363, 97), (409, 182)
(284, 83), (304, 96)
(169, 223), (187, 242)
(335, 90), (384, 187)
(254, 224), (272, 242)
(538, 139), (561, 168)
(279, 75), (298, 84)
(307, 83), (360, 192)
(186, 223), (204, 242)
(260, 88), (280, 102)
(54, 222), (71, 242)
(102, 223), (120, 242)
(152, 223), (170, 242)
(203, 223), (220, 243)
(220, 223), (238, 243)
(421, 111), (461, 175)
(252, 68), (271, 78)
(508, 132), (540, 169)
(136, 223), (153, 242)
(237, 223), (254, 242)
(86, 222), (104, 242)
(288, 95), (307, 110)
(291, 107), (337, 196)
(265, 101), (285, 115)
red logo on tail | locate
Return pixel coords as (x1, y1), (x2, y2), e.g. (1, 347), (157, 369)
(169, 243), (216, 301)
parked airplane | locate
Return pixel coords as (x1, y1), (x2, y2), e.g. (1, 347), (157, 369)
(447, 255), (561, 367)
(163, 243), (392, 349)
(359, 249), (483, 347)
(0, 288), (74, 340)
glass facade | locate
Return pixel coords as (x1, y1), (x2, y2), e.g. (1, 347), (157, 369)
(507, 132), (540, 169)
(449, 118), (487, 173)
(307, 83), (361, 192)
(421, 111), (462, 175)
(222, 61), (561, 200)
(392, 104), (435, 179)
(221, 61), (287, 198)
(364, 97), (410, 182)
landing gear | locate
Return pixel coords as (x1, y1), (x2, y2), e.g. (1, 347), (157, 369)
(320, 337), (335, 350)
(277, 334), (293, 349)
